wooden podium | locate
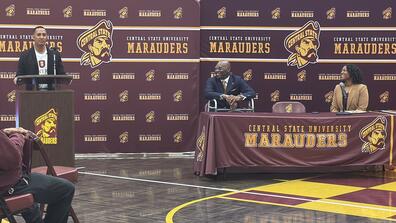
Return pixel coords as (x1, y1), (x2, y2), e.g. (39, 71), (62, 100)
(16, 75), (74, 167)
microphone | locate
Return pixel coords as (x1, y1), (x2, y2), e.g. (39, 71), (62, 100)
(50, 47), (58, 75)
(339, 82), (347, 112)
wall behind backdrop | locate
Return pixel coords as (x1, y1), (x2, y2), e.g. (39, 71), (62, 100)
(0, 0), (395, 153)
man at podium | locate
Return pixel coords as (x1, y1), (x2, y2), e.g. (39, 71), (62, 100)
(15, 26), (65, 90)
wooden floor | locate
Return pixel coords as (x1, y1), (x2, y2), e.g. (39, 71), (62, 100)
(7, 158), (395, 222)
(57, 158), (396, 223)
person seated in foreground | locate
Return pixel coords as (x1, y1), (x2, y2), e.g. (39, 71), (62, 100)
(0, 127), (74, 223)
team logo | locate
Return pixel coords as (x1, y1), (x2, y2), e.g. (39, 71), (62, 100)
(327, 7), (336, 20)
(7, 90), (16, 102)
(39, 60), (45, 68)
(359, 116), (387, 154)
(173, 131), (183, 143)
(383, 7), (392, 20)
(146, 111), (155, 123)
(271, 90), (280, 102)
(217, 7), (226, 19)
(379, 91), (389, 103)
(285, 104), (293, 113)
(243, 69), (253, 81)
(271, 8), (280, 19)
(284, 21), (321, 69)
(63, 6), (72, 18)
(77, 19), (114, 68)
(119, 131), (128, 143)
(145, 69), (155, 81)
(6, 4), (15, 17)
(119, 7), (128, 19)
(173, 90), (183, 102)
(297, 70), (307, 81)
(119, 90), (128, 102)
(173, 7), (183, 19)
(91, 69), (100, 81)
(34, 108), (57, 145)
(196, 127), (206, 161)
(324, 91), (334, 103)
(91, 111), (101, 123)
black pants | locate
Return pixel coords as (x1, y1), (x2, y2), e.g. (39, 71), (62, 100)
(12, 173), (75, 223)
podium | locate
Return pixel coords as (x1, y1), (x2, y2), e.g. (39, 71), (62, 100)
(16, 75), (74, 167)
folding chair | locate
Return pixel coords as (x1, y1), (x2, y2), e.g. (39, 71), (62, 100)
(206, 98), (255, 112)
(30, 136), (79, 223)
(0, 194), (34, 223)
(272, 101), (306, 113)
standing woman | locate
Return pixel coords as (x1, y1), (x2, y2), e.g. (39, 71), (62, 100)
(330, 64), (369, 112)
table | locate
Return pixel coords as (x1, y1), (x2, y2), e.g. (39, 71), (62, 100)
(193, 112), (395, 176)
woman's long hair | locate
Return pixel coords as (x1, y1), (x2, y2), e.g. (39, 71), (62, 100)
(345, 64), (363, 84)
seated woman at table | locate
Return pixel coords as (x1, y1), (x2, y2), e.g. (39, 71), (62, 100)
(330, 64), (369, 112)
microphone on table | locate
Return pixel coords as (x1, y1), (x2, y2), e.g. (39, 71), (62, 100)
(336, 82), (351, 115)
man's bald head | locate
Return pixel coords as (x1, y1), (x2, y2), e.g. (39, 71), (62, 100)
(214, 61), (231, 79)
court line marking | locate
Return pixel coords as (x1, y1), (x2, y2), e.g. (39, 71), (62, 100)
(79, 171), (396, 216)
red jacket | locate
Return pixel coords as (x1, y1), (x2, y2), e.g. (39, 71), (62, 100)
(0, 130), (25, 194)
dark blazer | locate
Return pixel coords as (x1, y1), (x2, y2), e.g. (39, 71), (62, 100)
(17, 46), (65, 76)
(204, 74), (256, 108)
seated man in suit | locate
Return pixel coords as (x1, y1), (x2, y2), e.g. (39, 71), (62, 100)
(205, 61), (256, 110)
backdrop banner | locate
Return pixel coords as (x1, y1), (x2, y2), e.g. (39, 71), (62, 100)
(1, 0), (395, 153)
(200, 0), (395, 112)
(0, 0), (200, 153)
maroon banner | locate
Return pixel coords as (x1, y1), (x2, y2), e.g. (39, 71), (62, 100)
(0, 1), (200, 153)
(200, 0), (396, 112)
(194, 112), (395, 175)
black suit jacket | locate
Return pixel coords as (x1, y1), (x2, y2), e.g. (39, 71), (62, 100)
(16, 46), (65, 89)
(204, 74), (256, 108)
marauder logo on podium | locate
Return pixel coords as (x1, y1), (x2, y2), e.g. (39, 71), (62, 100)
(284, 21), (321, 69)
(34, 108), (58, 145)
(77, 20), (114, 68)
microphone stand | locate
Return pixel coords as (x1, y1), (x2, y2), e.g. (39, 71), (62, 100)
(336, 82), (351, 115)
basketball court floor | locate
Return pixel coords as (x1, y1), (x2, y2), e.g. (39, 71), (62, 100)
(66, 157), (396, 223)
(5, 157), (396, 223)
